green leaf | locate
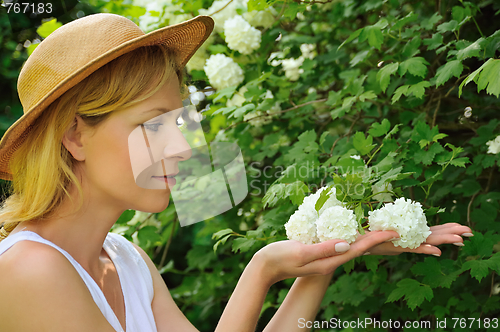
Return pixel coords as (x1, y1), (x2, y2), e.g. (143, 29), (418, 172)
(368, 119), (391, 137)
(326, 90), (342, 106)
(456, 38), (484, 61)
(338, 28), (362, 50)
(462, 260), (491, 282)
(315, 186), (333, 213)
(353, 132), (376, 155)
(450, 157), (470, 167)
(286, 181), (309, 206)
(36, 19), (63, 38)
(358, 90), (377, 102)
(262, 183), (286, 208)
(212, 228), (233, 240)
(391, 85), (409, 104)
(411, 257), (459, 288)
(399, 57), (430, 78)
(437, 20), (458, 33)
(476, 58), (500, 98)
(377, 63), (399, 93)
(423, 33), (444, 50)
(359, 25), (384, 50)
(458, 58), (494, 97)
(232, 237), (256, 253)
(386, 278), (434, 310)
(247, 0), (269, 11)
(435, 60), (463, 87)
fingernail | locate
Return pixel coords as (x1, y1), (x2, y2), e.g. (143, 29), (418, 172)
(335, 242), (350, 253)
(433, 253), (441, 257)
(462, 233), (474, 237)
(363, 252), (370, 256)
(453, 242), (464, 246)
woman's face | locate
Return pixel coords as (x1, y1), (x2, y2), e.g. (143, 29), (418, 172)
(78, 74), (191, 213)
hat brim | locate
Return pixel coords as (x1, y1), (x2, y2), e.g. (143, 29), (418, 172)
(0, 15), (214, 181)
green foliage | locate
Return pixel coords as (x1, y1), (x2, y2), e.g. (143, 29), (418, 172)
(2, 0), (500, 330)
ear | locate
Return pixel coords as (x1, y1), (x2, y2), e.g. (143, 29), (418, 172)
(62, 115), (89, 161)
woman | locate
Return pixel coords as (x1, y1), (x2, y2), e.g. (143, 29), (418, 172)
(0, 13), (472, 332)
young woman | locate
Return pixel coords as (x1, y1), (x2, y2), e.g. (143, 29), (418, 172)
(0, 13), (472, 332)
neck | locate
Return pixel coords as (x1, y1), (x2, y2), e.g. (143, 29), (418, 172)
(12, 178), (126, 276)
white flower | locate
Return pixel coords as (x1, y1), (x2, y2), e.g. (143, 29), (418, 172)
(282, 56), (305, 81)
(486, 135), (500, 154)
(300, 43), (316, 60)
(204, 54), (244, 90)
(223, 15), (261, 55)
(127, 210), (161, 228)
(227, 87), (248, 107)
(368, 198), (431, 249)
(285, 186), (346, 244)
(199, 0), (247, 32)
(243, 7), (277, 28)
(316, 206), (359, 243)
(136, 0), (190, 32)
(372, 182), (393, 202)
(243, 110), (271, 127)
(285, 205), (320, 245)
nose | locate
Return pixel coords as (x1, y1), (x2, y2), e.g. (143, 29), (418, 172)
(163, 126), (192, 161)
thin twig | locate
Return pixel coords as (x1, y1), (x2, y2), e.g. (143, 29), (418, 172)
(431, 96), (441, 128)
(467, 192), (477, 228)
(159, 217), (178, 269)
(224, 98), (328, 131)
(208, 0), (234, 16)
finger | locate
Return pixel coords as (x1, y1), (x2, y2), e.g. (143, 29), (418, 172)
(424, 233), (465, 246)
(429, 224), (472, 236)
(299, 231), (399, 275)
(405, 244), (442, 256)
(299, 239), (351, 262)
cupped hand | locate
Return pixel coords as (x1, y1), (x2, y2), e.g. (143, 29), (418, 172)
(366, 223), (473, 256)
(254, 230), (400, 286)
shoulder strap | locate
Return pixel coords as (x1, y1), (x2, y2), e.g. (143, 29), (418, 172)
(0, 231), (124, 332)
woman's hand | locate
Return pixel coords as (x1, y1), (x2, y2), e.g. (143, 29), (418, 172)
(254, 230), (400, 286)
(365, 222), (473, 256)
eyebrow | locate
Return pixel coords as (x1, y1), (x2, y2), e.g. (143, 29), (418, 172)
(141, 107), (173, 114)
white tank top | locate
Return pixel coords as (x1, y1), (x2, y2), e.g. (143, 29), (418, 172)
(0, 230), (158, 332)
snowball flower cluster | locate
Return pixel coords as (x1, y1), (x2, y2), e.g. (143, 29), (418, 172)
(199, 0), (248, 32)
(204, 54), (244, 90)
(486, 135), (500, 154)
(316, 206), (358, 243)
(282, 57), (305, 81)
(224, 15), (261, 54)
(243, 7), (277, 28)
(368, 198), (431, 249)
(285, 187), (358, 244)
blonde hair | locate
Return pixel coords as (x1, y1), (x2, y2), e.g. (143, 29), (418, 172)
(0, 45), (187, 241)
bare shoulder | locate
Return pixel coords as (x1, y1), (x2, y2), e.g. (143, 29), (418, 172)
(0, 240), (116, 332)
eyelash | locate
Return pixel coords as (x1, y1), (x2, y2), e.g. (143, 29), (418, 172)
(143, 118), (184, 132)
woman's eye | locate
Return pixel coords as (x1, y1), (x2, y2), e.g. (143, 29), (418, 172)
(143, 122), (163, 132)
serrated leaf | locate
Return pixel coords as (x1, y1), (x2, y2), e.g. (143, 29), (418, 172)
(232, 237), (256, 253)
(437, 20), (458, 33)
(456, 38), (484, 61)
(315, 186), (333, 213)
(408, 81), (431, 99)
(369, 119), (391, 137)
(462, 260), (491, 282)
(399, 57), (430, 78)
(359, 26), (384, 50)
(423, 33), (444, 50)
(326, 90), (342, 106)
(386, 278), (434, 310)
(458, 58), (493, 97)
(212, 228), (233, 240)
(377, 63), (399, 93)
(476, 58), (500, 97)
(286, 181), (309, 206)
(353, 132), (376, 155)
(358, 90), (377, 102)
(450, 157), (470, 167)
(392, 85), (409, 104)
(435, 60), (464, 87)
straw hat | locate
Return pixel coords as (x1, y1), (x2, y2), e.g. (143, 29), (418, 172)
(0, 13), (214, 181)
